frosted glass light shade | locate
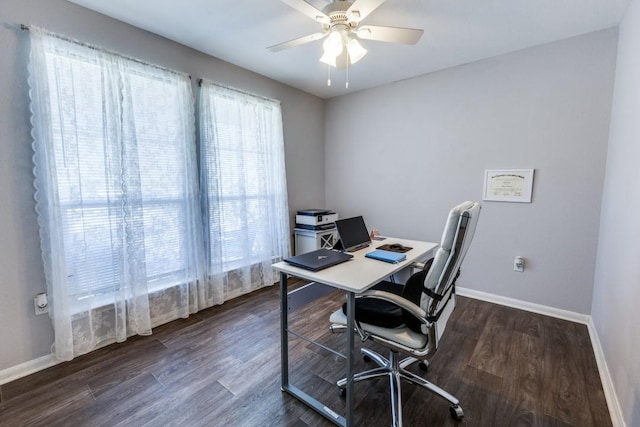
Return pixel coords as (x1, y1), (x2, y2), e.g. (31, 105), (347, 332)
(346, 38), (367, 64)
(319, 51), (337, 67)
(323, 32), (343, 56)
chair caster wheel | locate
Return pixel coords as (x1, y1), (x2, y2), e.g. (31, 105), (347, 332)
(418, 361), (428, 371)
(338, 387), (346, 398)
(449, 405), (464, 421)
(363, 354), (372, 363)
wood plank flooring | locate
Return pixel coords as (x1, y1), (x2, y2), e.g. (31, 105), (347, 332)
(0, 283), (612, 426)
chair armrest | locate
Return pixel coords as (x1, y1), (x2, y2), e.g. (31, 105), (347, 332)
(409, 261), (426, 270)
(357, 290), (428, 325)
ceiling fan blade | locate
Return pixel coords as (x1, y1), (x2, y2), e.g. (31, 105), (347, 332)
(356, 25), (424, 45)
(280, 0), (330, 24)
(346, 0), (387, 22)
(267, 32), (328, 52)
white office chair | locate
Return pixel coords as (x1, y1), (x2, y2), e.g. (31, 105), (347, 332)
(329, 201), (481, 427)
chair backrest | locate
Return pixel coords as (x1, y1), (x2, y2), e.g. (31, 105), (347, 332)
(420, 201), (481, 340)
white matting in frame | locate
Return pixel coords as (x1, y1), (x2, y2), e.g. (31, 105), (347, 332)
(483, 169), (534, 203)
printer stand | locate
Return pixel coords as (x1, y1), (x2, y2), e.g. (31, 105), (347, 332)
(294, 228), (338, 255)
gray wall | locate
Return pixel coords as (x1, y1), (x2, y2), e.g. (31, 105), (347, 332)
(593, 0), (640, 424)
(325, 29), (618, 314)
(0, 0), (325, 371)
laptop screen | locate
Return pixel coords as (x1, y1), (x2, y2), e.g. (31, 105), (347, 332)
(335, 216), (371, 252)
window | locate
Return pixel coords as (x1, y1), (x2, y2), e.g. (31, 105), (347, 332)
(199, 82), (290, 298)
(29, 28), (202, 359)
(38, 48), (197, 303)
(29, 28), (288, 359)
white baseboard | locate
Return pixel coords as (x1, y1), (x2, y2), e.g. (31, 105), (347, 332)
(457, 286), (626, 427)
(0, 353), (61, 386)
(456, 286), (591, 324)
(585, 317), (627, 427)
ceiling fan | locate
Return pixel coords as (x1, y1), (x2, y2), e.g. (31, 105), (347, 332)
(268, 0), (424, 69)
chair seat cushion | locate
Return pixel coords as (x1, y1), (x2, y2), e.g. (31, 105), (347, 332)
(329, 309), (428, 349)
(341, 281), (405, 328)
(340, 268), (430, 333)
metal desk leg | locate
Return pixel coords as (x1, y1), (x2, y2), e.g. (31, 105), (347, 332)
(280, 272), (289, 391)
(346, 291), (355, 427)
(279, 272), (348, 426)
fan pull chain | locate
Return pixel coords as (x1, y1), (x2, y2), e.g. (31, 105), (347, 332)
(346, 56), (349, 89)
(327, 65), (331, 87)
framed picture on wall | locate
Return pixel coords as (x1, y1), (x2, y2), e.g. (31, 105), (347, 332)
(483, 169), (534, 203)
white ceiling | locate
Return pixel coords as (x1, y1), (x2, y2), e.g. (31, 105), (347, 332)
(68, 0), (630, 99)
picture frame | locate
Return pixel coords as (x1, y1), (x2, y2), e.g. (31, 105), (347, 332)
(483, 169), (534, 203)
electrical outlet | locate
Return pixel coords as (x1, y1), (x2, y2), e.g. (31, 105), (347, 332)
(34, 295), (49, 315)
(514, 256), (525, 272)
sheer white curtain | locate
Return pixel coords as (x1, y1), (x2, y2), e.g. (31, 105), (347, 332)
(29, 27), (204, 360)
(199, 81), (290, 301)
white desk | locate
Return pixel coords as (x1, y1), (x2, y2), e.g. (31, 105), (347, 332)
(273, 237), (438, 426)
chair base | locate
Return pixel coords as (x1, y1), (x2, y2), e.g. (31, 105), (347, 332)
(337, 348), (464, 427)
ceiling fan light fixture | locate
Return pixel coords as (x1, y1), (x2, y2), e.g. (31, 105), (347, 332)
(346, 37), (367, 64)
(272, 0), (425, 89)
(319, 50), (337, 67)
(322, 31), (344, 57)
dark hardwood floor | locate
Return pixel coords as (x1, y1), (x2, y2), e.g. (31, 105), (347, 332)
(0, 282), (611, 427)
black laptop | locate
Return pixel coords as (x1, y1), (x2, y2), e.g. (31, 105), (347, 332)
(334, 216), (372, 252)
(284, 248), (353, 272)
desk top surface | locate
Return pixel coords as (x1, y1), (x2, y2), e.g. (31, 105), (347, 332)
(273, 237), (438, 293)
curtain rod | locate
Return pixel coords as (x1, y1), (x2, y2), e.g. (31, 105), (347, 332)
(20, 24), (191, 80)
(198, 78), (280, 105)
